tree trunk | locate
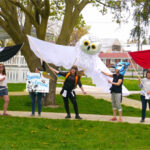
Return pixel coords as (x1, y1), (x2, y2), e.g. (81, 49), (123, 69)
(0, 0), (89, 107)
(43, 64), (57, 106)
(43, 72), (57, 106)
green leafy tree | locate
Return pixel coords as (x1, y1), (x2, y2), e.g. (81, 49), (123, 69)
(0, 0), (129, 105)
(130, 0), (150, 50)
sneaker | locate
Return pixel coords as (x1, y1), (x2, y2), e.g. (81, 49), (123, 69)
(65, 114), (71, 119)
(140, 119), (145, 123)
(31, 114), (35, 117)
(75, 115), (82, 119)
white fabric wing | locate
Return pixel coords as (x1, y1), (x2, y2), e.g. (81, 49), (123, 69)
(94, 56), (130, 96)
(75, 52), (130, 96)
(27, 35), (77, 69)
(27, 35), (129, 96)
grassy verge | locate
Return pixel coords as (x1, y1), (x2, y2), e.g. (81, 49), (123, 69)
(123, 79), (140, 91)
(0, 95), (146, 117)
(7, 83), (62, 92)
(8, 83), (26, 92)
(7, 78), (140, 92)
(127, 94), (141, 101)
(0, 116), (150, 150)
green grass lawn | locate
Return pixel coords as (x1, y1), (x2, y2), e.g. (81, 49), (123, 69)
(7, 78), (140, 92)
(127, 94), (141, 101)
(0, 116), (150, 150)
(0, 95), (146, 117)
(123, 79), (140, 91)
(8, 83), (26, 92)
(7, 83), (62, 92)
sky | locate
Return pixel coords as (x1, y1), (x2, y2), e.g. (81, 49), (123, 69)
(81, 4), (134, 43)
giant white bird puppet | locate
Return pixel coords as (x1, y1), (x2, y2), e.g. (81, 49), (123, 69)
(27, 34), (130, 96)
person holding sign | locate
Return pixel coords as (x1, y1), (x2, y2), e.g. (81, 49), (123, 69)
(0, 64), (10, 116)
(27, 67), (47, 116)
(50, 65), (86, 119)
(138, 70), (150, 123)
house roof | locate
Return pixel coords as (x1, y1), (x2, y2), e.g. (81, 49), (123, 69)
(101, 38), (120, 52)
(99, 52), (131, 59)
(122, 44), (150, 52)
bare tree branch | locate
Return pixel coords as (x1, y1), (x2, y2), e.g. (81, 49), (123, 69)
(95, 0), (116, 9)
(0, 16), (7, 30)
(8, 0), (38, 29)
(30, 0), (42, 14)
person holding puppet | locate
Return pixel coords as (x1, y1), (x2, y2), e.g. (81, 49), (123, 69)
(102, 62), (130, 122)
(49, 65), (86, 119)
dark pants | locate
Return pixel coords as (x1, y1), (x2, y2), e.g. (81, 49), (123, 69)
(62, 91), (79, 116)
(30, 92), (43, 115)
(141, 95), (150, 120)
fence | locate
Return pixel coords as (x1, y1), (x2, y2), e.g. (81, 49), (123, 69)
(3, 55), (29, 83)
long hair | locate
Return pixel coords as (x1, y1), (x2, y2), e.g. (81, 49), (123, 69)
(146, 70), (150, 78)
(70, 65), (78, 76)
(0, 64), (6, 75)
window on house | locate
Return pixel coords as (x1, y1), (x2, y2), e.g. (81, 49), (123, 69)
(110, 59), (116, 64)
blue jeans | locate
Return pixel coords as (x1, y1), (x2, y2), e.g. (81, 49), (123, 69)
(141, 95), (150, 120)
(29, 92), (43, 115)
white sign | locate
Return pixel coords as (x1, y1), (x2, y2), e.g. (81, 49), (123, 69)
(26, 72), (49, 93)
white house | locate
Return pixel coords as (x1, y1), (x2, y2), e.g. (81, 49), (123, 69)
(0, 26), (54, 83)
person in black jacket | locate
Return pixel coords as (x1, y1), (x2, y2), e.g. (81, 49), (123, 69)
(49, 65), (86, 119)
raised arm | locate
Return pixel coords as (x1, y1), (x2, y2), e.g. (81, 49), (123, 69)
(49, 66), (59, 74)
(108, 79), (123, 86)
(101, 71), (113, 77)
(138, 77), (143, 88)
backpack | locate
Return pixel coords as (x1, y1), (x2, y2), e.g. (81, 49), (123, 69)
(63, 72), (78, 88)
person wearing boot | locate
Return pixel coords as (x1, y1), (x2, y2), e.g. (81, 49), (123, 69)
(49, 65), (86, 119)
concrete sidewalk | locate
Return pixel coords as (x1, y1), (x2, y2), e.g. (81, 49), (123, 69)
(1, 110), (149, 125)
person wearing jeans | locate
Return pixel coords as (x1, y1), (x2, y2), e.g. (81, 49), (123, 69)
(140, 95), (150, 122)
(139, 70), (150, 122)
(28, 67), (44, 116)
(30, 92), (43, 116)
